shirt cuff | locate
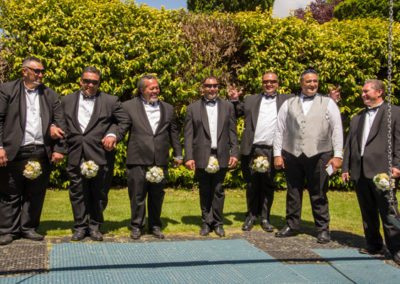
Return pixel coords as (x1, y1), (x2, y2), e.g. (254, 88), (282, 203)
(174, 156), (183, 161)
(105, 133), (117, 138)
(333, 150), (343, 159)
(273, 150), (282, 157)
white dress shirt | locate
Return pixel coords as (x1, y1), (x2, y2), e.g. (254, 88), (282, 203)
(205, 101), (218, 149)
(143, 100), (160, 134)
(22, 88), (44, 146)
(253, 95), (277, 146)
(78, 92), (96, 133)
(360, 102), (383, 156)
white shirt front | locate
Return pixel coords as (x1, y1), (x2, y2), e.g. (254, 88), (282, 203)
(22, 88), (44, 146)
(78, 92), (96, 133)
(360, 103), (383, 156)
(205, 101), (218, 149)
(253, 95), (277, 146)
(143, 101), (160, 134)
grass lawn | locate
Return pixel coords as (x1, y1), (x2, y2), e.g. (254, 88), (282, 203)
(40, 188), (367, 238)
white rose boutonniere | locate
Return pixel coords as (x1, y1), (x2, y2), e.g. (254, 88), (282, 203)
(23, 161), (42, 180)
(205, 156), (219, 174)
(80, 160), (99, 178)
(146, 166), (164, 183)
(251, 156), (270, 173)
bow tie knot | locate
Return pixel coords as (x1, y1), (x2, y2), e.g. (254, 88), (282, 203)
(263, 94), (276, 100)
(82, 94), (95, 100)
(302, 95), (316, 101)
(26, 88), (37, 94)
(367, 106), (380, 112)
(205, 100), (216, 106)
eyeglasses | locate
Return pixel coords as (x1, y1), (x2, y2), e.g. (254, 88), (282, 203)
(25, 66), (45, 75)
(204, 84), (219, 89)
(82, 79), (100, 85)
(262, 80), (278, 84)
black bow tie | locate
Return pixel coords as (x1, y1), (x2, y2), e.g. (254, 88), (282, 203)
(26, 88), (37, 94)
(263, 94), (276, 100)
(303, 95), (316, 101)
(367, 106), (380, 112)
(82, 94), (95, 100)
(205, 100), (216, 106)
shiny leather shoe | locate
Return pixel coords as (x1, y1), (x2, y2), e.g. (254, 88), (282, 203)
(89, 230), (103, 241)
(0, 234), (14, 246)
(358, 247), (385, 255)
(150, 227), (165, 239)
(317, 230), (330, 244)
(200, 224), (211, 236)
(260, 219), (274, 232)
(242, 217), (255, 231)
(22, 231), (44, 241)
(71, 230), (87, 241)
(275, 225), (298, 238)
(130, 228), (142, 240)
(393, 251), (400, 265)
(214, 226), (225, 237)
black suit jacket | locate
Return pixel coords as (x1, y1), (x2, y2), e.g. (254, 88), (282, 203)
(343, 102), (400, 180)
(62, 91), (130, 167)
(123, 97), (182, 166)
(0, 79), (65, 161)
(240, 93), (293, 156)
(184, 97), (239, 169)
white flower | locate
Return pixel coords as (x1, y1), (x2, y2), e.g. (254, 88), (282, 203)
(80, 160), (99, 178)
(373, 173), (395, 191)
(205, 156), (219, 174)
(23, 161), (42, 180)
(251, 156), (270, 173)
(146, 166), (164, 183)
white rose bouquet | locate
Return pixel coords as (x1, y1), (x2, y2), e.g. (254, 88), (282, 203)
(23, 161), (42, 180)
(80, 160), (99, 178)
(251, 156), (270, 173)
(146, 166), (164, 183)
(205, 156), (219, 174)
(373, 173), (395, 191)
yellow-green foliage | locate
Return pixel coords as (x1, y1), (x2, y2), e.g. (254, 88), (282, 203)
(1, 1), (399, 189)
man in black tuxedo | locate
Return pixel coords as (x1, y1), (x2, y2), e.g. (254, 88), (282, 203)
(274, 69), (343, 243)
(184, 76), (239, 237)
(229, 72), (292, 232)
(342, 79), (400, 264)
(62, 67), (130, 241)
(123, 74), (182, 240)
(0, 56), (65, 245)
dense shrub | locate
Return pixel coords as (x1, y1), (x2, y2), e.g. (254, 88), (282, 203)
(334, 0), (400, 22)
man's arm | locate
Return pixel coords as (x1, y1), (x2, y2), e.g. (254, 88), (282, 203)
(228, 102), (239, 168)
(326, 100), (343, 172)
(169, 108), (183, 164)
(273, 100), (288, 169)
(184, 106), (195, 170)
(51, 93), (67, 156)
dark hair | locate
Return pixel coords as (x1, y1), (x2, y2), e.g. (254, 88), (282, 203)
(137, 74), (158, 95)
(300, 68), (318, 81)
(22, 56), (42, 67)
(81, 66), (102, 80)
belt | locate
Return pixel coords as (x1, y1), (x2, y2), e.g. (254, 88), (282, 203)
(19, 144), (45, 152)
(252, 144), (273, 149)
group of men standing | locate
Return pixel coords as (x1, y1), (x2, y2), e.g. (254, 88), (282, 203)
(0, 56), (399, 265)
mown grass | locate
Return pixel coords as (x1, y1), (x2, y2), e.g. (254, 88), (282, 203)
(39, 188), (370, 238)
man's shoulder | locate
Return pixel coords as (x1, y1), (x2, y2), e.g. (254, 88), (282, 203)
(0, 79), (22, 93)
(62, 91), (79, 102)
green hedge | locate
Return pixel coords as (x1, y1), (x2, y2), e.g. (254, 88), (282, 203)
(1, 0), (399, 190)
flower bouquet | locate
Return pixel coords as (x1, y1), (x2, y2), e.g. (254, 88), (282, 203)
(205, 156), (219, 174)
(251, 156), (270, 173)
(146, 166), (164, 183)
(23, 161), (42, 180)
(80, 160), (99, 178)
(373, 173), (395, 191)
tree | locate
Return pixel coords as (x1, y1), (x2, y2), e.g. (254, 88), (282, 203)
(294, 0), (343, 24)
(187, 0), (273, 13)
(334, 0), (400, 21)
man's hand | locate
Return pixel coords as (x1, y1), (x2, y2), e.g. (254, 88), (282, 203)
(0, 148), (8, 167)
(227, 85), (243, 101)
(274, 156), (285, 170)
(326, 157), (342, 173)
(102, 136), (117, 151)
(185, 160), (195, 171)
(50, 125), (65, 140)
(392, 167), (400, 178)
(173, 158), (183, 167)
(228, 156), (238, 168)
(51, 152), (64, 164)
(342, 172), (350, 183)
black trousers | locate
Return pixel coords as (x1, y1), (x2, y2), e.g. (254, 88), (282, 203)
(356, 174), (400, 254)
(195, 168), (227, 228)
(241, 145), (275, 222)
(283, 151), (331, 231)
(67, 162), (108, 233)
(99, 151), (115, 211)
(127, 165), (166, 230)
(0, 145), (50, 236)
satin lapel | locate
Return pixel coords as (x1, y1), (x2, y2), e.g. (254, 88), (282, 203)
(72, 92), (82, 133)
(84, 93), (102, 134)
(217, 98), (225, 140)
(356, 110), (367, 147)
(38, 89), (50, 135)
(136, 99), (153, 134)
(366, 103), (386, 144)
(200, 101), (210, 137)
(19, 87), (26, 131)
(251, 94), (262, 129)
(276, 94), (285, 111)
(155, 102), (166, 134)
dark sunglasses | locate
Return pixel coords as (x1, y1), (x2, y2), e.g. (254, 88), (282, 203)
(204, 84), (219, 89)
(25, 66), (45, 74)
(262, 80), (278, 84)
(82, 79), (100, 85)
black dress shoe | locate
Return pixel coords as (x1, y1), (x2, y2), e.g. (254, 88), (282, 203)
(393, 251), (400, 265)
(0, 234), (14, 246)
(22, 231), (44, 241)
(358, 247), (385, 255)
(214, 226), (225, 237)
(242, 217), (255, 231)
(275, 225), (297, 238)
(317, 230), (330, 244)
(130, 228), (142, 240)
(71, 231), (87, 241)
(200, 224), (211, 236)
(260, 219), (274, 232)
(89, 230), (103, 241)
(150, 227), (165, 239)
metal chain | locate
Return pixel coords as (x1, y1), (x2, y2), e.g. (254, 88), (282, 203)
(387, 0), (394, 204)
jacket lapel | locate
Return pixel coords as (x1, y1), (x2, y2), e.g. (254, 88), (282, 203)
(84, 92), (102, 134)
(38, 88), (49, 135)
(200, 101), (211, 137)
(155, 102), (166, 134)
(356, 110), (366, 148)
(217, 98), (225, 140)
(251, 94), (262, 130)
(19, 84), (27, 131)
(136, 98), (153, 134)
(72, 92), (82, 133)
(366, 103), (386, 144)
